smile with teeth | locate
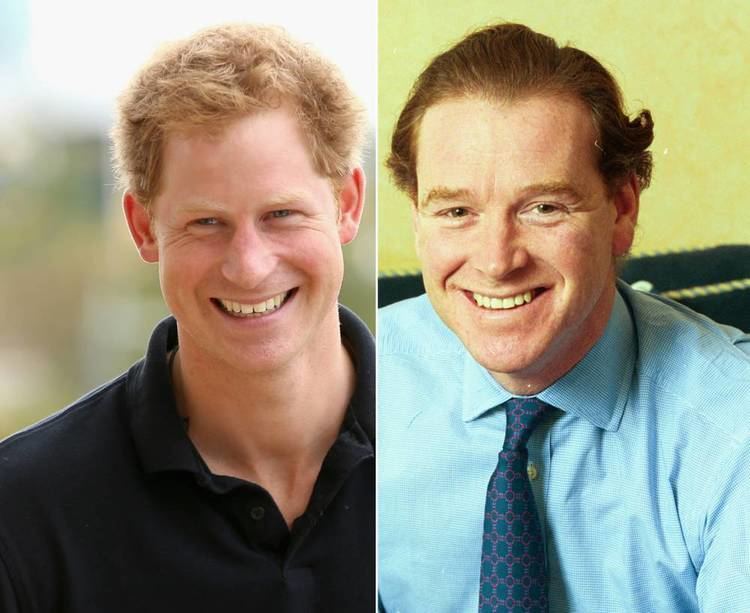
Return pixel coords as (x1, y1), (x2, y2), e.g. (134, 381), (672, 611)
(216, 291), (289, 317)
(473, 289), (535, 310)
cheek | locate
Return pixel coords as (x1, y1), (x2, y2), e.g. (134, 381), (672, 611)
(533, 225), (599, 282)
(553, 227), (615, 296)
(562, 229), (600, 264)
(158, 243), (214, 284)
(416, 228), (464, 276)
(291, 233), (344, 278)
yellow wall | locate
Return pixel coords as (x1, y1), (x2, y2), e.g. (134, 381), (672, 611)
(378, 0), (750, 274)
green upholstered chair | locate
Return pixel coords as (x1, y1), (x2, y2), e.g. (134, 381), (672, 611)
(378, 245), (750, 332)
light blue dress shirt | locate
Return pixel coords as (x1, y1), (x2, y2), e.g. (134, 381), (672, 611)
(378, 282), (750, 612)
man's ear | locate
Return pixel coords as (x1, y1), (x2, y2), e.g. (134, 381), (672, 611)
(123, 192), (159, 263)
(611, 174), (640, 257)
(337, 167), (365, 245)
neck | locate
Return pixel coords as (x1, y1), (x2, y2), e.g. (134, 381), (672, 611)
(171, 316), (355, 525)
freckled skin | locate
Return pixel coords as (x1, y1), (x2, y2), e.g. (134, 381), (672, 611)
(413, 95), (638, 394)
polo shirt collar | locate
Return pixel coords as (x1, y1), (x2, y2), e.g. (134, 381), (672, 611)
(127, 307), (374, 477)
(339, 305), (375, 447)
(127, 316), (200, 475)
(462, 285), (635, 431)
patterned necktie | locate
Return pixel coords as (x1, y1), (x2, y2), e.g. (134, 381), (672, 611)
(479, 397), (551, 612)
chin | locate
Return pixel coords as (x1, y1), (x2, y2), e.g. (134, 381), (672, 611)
(474, 353), (538, 380)
(466, 333), (555, 380)
(468, 343), (527, 372)
(211, 336), (295, 373)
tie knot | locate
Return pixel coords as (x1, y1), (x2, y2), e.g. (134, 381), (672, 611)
(502, 397), (550, 451)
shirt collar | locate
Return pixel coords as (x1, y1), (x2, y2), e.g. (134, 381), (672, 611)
(128, 306), (375, 476)
(127, 316), (199, 475)
(339, 305), (376, 447)
(462, 285), (635, 431)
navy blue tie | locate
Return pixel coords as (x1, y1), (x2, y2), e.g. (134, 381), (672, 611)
(478, 397), (550, 612)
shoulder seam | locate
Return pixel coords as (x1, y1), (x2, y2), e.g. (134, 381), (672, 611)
(0, 372), (130, 449)
(697, 438), (750, 565)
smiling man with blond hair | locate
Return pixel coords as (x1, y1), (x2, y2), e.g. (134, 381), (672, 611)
(378, 23), (750, 612)
(0, 24), (374, 612)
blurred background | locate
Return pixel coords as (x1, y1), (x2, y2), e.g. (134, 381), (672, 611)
(0, 0), (376, 437)
(379, 0), (750, 274)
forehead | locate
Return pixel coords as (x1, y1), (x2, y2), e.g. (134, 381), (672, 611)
(415, 95), (601, 197)
(157, 108), (331, 203)
(162, 108), (311, 168)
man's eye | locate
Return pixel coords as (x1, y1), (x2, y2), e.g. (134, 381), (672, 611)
(444, 207), (468, 218)
(270, 209), (292, 218)
(533, 203), (559, 215)
(194, 217), (219, 226)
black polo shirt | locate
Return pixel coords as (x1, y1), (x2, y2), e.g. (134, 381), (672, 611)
(0, 306), (374, 613)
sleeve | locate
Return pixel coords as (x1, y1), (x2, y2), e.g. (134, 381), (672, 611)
(0, 551), (22, 613)
(695, 440), (750, 611)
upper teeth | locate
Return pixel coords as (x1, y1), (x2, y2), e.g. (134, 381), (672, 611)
(219, 291), (287, 316)
(473, 290), (533, 310)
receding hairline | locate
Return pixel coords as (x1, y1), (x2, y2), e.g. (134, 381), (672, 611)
(387, 23), (654, 203)
(411, 92), (603, 201)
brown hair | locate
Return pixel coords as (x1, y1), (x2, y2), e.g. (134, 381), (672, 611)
(387, 23), (654, 202)
(111, 23), (365, 208)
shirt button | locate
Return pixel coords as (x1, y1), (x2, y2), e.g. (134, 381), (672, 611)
(527, 463), (538, 481)
(250, 506), (265, 520)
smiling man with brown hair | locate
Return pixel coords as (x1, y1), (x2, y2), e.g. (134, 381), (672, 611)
(378, 23), (750, 612)
(0, 24), (374, 612)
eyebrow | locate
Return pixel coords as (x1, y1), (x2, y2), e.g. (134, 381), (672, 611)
(518, 181), (582, 200)
(419, 181), (582, 209)
(178, 191), (313, 214)
(179, 199), (227, 214)
(264, 191), (316, 208)
(419, 187), (473, 209)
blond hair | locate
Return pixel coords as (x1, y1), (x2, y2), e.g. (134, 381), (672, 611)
(111, 23), (365, 207)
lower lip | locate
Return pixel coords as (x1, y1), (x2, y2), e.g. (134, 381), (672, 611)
(212, 289), (296, 323)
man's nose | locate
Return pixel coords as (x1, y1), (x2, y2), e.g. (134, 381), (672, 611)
(472, 211), (529, 279)
(220, 223), (276, 288)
